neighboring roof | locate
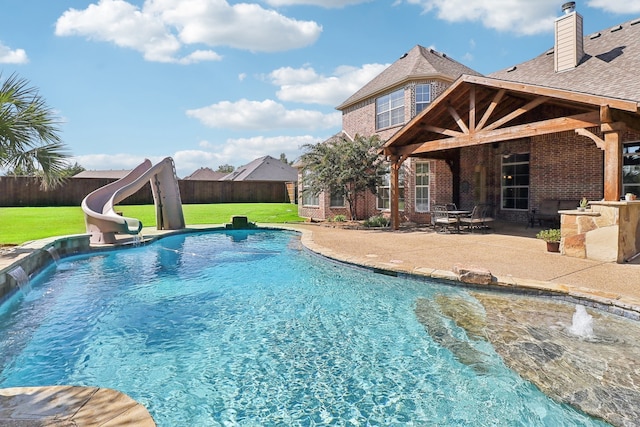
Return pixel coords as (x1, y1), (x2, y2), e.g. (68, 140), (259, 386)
(73, 170), (131, 179)
(182, 167), (228, 181)
(337, 45), (483, 110)
(221, 155), (298, 182)
(490, 17), (640, 104)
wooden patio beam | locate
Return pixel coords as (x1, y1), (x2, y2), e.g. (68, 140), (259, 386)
(423, 125), (464, 137)
(447, 105), (469, 134)
(469, 86), (476, 133)
(575, 128), (605, 149)
(395, 111), (600, 156)
(483, 96), (548, 132)
(476, 89), (505, 131)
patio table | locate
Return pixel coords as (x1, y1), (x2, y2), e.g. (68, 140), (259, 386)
(447, 210), (471, 232)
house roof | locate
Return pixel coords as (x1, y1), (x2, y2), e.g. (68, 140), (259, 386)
(221, 155), (298, 182)
(182, 167), (228, 181)
(383, 15), (640, 157)
(73, 170), (131, 179)
(384, 74), (639, 157)
(490, 17), (640, 104)
(336, 45), (483, 110)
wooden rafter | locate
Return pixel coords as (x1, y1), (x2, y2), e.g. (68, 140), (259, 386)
(423, 125), (464, 138)
(476, 89), (505, 131)
(447, 105), (469, 134)
(483, 96), (549, 132)
(395, 111), (600, 156)
(469, 86), (476, 133)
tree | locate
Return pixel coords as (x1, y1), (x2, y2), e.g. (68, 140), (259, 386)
(0, 73), (69, 189)
(300, 134), (387, 220)
(60, 161), (85, 178)
(279, 152), (291, 165)
(216, 164), (235, 173)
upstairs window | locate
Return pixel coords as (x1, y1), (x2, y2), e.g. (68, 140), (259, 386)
(415, 84), (431, 115)
(376, 89), (404, 130)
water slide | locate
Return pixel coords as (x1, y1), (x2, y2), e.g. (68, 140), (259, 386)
(82, 157), (185, 244)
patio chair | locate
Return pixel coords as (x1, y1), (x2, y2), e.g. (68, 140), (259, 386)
(460, 203), (495, 233)
(433, 205), (458, 233)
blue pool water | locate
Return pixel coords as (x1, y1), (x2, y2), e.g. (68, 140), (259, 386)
(0, 230), (607, 426)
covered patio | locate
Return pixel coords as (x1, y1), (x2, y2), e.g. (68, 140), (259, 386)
(382, 75), (640, 263)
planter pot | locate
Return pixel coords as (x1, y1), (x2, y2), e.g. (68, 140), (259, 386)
(546, 241), (560, 252)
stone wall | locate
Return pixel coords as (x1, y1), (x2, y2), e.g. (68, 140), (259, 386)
(561, 201), (640, 263)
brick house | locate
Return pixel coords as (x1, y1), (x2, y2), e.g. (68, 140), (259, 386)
(298, 45), (481, 222)
(384, 3), (640, 262)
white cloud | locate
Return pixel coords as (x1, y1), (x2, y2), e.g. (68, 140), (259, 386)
(173, 135), (320, 175)
(55, 0), (322, 63)
(0, 41), (28, 64)
(72, 153), (165, 171)
(72, 134), (322, 177)
(404, 0), (560, 35)
(186, 99), (341, 131)
(265, 0), (370, 7)
(269, 63), (390, 106)
(586, 0), (640, 14)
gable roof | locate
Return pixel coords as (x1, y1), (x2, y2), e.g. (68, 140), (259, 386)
(221, 155), (298, 182)
(182, 167), (228, 181)
(336, 45), (482, 110)
(490, 17), (640, 103)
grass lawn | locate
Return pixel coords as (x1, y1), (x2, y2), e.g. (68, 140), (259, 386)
(0, 203), (304, 246)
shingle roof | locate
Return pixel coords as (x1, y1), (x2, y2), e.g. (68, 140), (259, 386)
(336, 45), (483, 110)
(182, 167), (228, 181)
(73, 170), (131, 179)
(490, 17), (640, 103)
(221, 155), (298, 182)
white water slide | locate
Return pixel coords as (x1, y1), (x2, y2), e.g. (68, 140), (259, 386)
(81, 157), (185, 244)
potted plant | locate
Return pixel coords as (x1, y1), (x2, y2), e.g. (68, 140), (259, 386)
(578, 197), (588, 211)
(536, 228), (561, 252)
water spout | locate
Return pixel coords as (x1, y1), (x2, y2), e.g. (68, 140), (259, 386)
(568, 304), (594, 338)
(47, 247), (61, 264)
(8, 266), (32, 296)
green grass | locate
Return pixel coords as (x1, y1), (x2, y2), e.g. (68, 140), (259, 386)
(0, 203), (304, 245)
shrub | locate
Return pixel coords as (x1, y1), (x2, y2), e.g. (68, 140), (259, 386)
(332, 214), (346, 222)
(536, 228), (561, 242)
(363, 215), (390, 228)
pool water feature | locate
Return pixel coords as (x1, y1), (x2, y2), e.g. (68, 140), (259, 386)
(0, 230), (615, 426)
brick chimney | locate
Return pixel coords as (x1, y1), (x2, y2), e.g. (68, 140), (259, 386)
(554, 1), (584, 72)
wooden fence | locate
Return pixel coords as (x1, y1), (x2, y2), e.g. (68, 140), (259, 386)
(0, 177), (295, 207)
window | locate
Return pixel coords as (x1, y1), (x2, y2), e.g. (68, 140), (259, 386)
(330, 190), (345, 207)
(376, 89), (404, 130)
(377, 167), (405, 210)
(501, 153), (529, 210)
(415, 84), (431, 114)
(415, 161), (430, 212)
(623, 142), (640, 196)
(301, 170), (319, 206)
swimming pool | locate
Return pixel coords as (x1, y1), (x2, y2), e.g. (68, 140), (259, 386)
(0, 230), (609, 425)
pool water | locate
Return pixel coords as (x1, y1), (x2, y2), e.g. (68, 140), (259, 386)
(0, 230), (608, 426)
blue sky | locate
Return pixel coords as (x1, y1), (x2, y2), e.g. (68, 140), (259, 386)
(1, 0), (640, 177)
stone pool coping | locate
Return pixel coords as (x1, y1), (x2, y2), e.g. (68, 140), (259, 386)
(1, 223), (639, 425)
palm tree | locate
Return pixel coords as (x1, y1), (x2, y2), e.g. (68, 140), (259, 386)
(0, 73), (68, 189)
